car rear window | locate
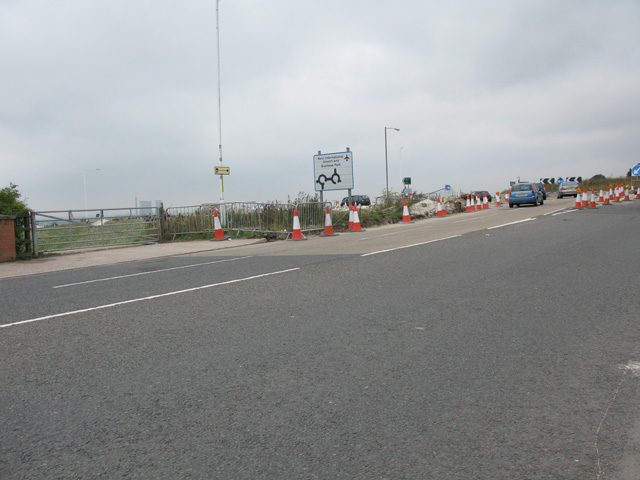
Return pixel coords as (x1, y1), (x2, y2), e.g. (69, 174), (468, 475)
(512, 184), (532, 191)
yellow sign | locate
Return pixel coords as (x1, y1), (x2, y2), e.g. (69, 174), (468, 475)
(215, 166), (230, 175)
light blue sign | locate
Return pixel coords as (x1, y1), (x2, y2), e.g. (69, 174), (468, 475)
(557, 177), (564, 184)
(632, 165), (640, 176)
(445, 185), (451, 191)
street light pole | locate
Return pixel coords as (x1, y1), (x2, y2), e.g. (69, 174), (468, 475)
(216, 0), (224, 203)
(384, 127), (400, 194)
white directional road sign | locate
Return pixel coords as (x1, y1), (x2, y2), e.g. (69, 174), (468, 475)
(313, 151), (354, 191)
(632, 165), (640, 176)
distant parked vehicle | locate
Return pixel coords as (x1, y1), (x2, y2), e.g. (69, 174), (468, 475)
(471, 191), (493, 202)
(509, 183), (544, 207)
(340, 195), (371, 206)
(557, 181), (579, 198)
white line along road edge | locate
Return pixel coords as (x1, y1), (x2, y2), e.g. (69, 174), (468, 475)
(2, 268), (300, 329)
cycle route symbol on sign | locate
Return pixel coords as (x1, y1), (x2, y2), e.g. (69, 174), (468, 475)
(313, 151), (354, 191)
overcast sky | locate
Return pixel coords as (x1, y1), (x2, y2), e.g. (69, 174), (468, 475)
(2, 0), (639, 211)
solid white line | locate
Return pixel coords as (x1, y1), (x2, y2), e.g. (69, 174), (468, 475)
(1, 268), (300, 329)
(361, 235), (461, 256)
(53, 256), (252, 289)
(454, 213), (498, 223)
(486, 218), (536, 230)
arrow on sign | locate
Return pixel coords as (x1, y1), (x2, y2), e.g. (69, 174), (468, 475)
(632, 165), (640, 176)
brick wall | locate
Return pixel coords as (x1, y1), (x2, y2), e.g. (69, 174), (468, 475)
(0, 215), (17, 262)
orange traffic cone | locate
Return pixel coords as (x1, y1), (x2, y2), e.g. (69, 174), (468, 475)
(615, 185), (621, 202)
(495, 192), (501, 207)
(604, 189), (611, 205)
(483, 193), (489, 209)
(581, 189), (588, 208)
(402, 198), (413, 223)
(351, 205), (365, 231)
(636, 185), (640, 199)
(589, 189), (597, 209)
(598, 187), (604, 203)
(211, 208), (230, 241)
(288, 207), (307, 240)
(465, 195), (472, 212)
(469, 195), (475, 212)
(505, 192), (510, 205)
(348, 204), (354, 230)
(575, 189), (582, 209)
(624, 186), (630, 201)
(321, 205), (337, 236)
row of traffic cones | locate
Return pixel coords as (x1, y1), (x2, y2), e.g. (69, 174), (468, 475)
(464, 193), (492, 213)
(572, 185), (640, 210)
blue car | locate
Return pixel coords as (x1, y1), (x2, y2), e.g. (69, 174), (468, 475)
(509, 183), (544, 207)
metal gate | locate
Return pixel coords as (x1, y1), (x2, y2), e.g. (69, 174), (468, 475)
(31, 207), (160, 255)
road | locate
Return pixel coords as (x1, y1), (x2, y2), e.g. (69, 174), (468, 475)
(1, 198), (640, 479)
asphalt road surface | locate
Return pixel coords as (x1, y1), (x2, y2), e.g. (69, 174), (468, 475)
(2, 199), (640, 479)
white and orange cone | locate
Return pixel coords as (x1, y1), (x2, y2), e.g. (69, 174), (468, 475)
(624, 186), (630, 201)
(598, 187), (604, 203)
(615, 186), (621, 202)
(483, 193), (489, 209)
(581, 189), (588, 208)
(469, 195), (475, 212)
(211, 208), (230, 241)
(604, 189), (611, 205)
(505, 192), (510, 205)
(476, 195), (482, 211)
(589, 189), (597, 209)
(465, 195), (472, 212)
(402, 198), (413, 223)
(495, 192), (501, 207)
(575, 189), (582, 209)
(351, 204), (365, 231)
(288, 207), (307, 240)
(348, 203), (354, 230)
(636, 185), (640, 200)
(321, 205), (337, 236)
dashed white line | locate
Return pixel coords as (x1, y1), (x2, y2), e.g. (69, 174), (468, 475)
(1, 268), (300, 329)
(53, 256), (252, 289)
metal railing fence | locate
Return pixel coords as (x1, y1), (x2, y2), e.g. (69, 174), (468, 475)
(31, 207), (160, 254)
(163, 202), (333, 239)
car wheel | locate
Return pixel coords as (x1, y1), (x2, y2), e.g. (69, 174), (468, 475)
(540, 198), (544, 205)
(533, 198), (539, 206)
(509, 204), (514, 208)
(558, 195), (562, 199)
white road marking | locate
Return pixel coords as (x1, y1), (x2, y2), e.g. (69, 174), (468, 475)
(486, 218), (536, 230)
(1, 268), (300, 329)
(53, 256), (252, 289)
(361, 235), (461, 256)
(551, 209), (579, 216)
(357, 225), (433, 241)
(454, 213), (498, 223)
(544, 208), (570, 216)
